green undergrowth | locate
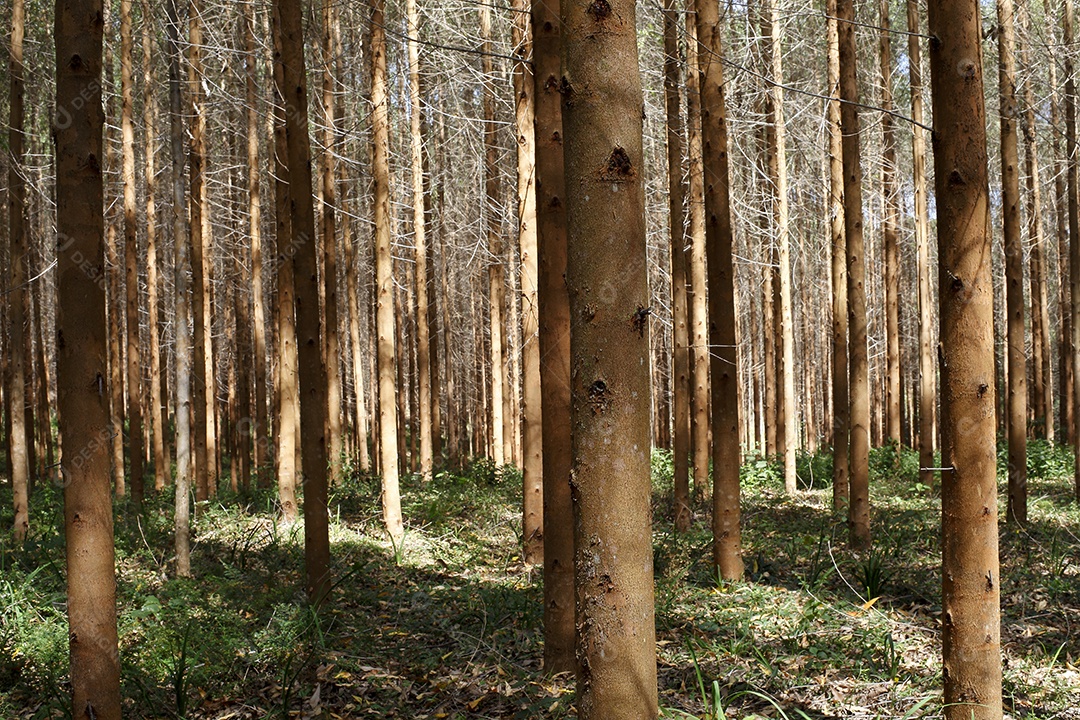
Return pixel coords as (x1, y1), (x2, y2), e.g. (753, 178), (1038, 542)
(0, 441), (1075, 718)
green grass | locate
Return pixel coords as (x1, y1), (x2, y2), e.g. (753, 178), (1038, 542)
(0, 440), (1077, 718)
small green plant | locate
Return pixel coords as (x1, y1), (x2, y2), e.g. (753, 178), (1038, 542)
(741, 457), (782, 489)
(687, 639), (725, 720)
(795, 448), (833, 490)
(856, 547), (891, 601)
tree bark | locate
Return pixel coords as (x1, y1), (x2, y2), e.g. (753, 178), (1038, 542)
(372, 0), (404, 545)
(928, 0), (1004, 710)
(908, 0), (934, 490)
(7, 0), (29, 543)
(999, 0), (1027, 524)
(879, 0), (901, 447)
(1068, 0), (1080, 503)
(561, 0), (658, 713)
(827, 0), (848, 512)
(120, 0), (144, 508)
(533, 0), (574, 674)
(54, 0), (123, 710)
(1051, 45), (1073, 445)
(274, 0), (330, 602)
(664, 0), (691, 532)
(838, 0), (870, 549)
(696, 0), (744, 580)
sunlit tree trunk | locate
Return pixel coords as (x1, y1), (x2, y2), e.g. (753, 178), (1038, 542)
(696, 0), (744, 579)
(7, 0), (29, 543)
(827, 0), (848, 512)
(999, 0), (1027, 524)
(685, 6), (709, 495)
(372, 0), (403, 544)
(120, 0), (144, 508)
(561, 0), (658, 713)
(1069, 0), (1080, 503)
(928, 0), (1004, 709)
(1019, 0), (1053, 444)
(103, 23), (125, 498)
(908, 0), (934, 489)
(838, 0), (870, 549)
(532, 0), (574, 674)
(54, 0), (122, 710)
(879, 0), (901, 447)
(664, 0), (691, 532)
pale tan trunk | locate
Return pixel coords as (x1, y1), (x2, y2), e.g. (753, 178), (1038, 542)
(1019, 2), (1053, 443)
(271, 2), (298, 523)
(999, 0), (1027, 524)
(372, 0), (403, 544)
(166, 0), (192, 577)
(404, 0), (433, 481)
(838, 0), (870, 549)
(511, 0), (543, 563)
(561, 0), (658, 712)
(928, 0), (1004, 709)
(880, 0), (901, 447)
(142, 0), (168, 492)
(696, 0), (744, 580)
(764, 0), (796, 492)
(685, 7), (710, 496)
(1068, 0), (1080, 503)
(664, 0), (691, 532)
(908, 0), (935, 489)
(55, 0), (122, 710)
(120, 0), (144, 508)
(7, 0), (29, 542)
(828, 0), (847, 510)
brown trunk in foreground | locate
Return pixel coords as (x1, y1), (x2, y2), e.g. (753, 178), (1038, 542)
(928, 0), (1004, 710)
(561, 0), (658, 713)
(7, 0), (29, 543)
(533, 0), (574, 674)
(695, 0), (743, 580)
(372, 0), (404, 545)
(999, 0), (1027, 524)
(838, 0), (870, 549)
(664, 0), (691, 533)
(827, 0), (848, 512)
(1069, 0), (1080, 504)
(275, 0), (330, 602)
(55, 0), (122, 710)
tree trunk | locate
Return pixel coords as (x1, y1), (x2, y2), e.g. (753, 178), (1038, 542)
(7, 0), (29, 543)
(1019, 0), (1053, 444)
(1069, 0), (1080, 503)
(928, 0), (1004, 710)
(664, 0), (691, 532)
(908, 0), (935, 489)
(533, 0), (574, 674)
(274, 0), (330, 602)
(879, 0), (901, 447)
(763, 0), (796, 492)
(1052, 53), (1074, 445)
(54, 0), (122, 710)
(998, 0), (1027, 524)
(827, 0), (848, 512)
(271, 1), (298, 524)
(511, 0), (544, 564)
(696, 0), (744, 580)
(142, 0), (168, 492)
(685, 6), (710, 497)
(372, 0), (404, 545)
(561, 0), (658, 713)
(838, 0), (870, 549)
(120, 0), (144, 509)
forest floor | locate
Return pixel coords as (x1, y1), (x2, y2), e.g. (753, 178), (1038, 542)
(1, 442), (1079, 719)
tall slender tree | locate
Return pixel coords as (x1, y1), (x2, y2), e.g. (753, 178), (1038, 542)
(695, 0), (743, 579)
(879, 0), (901, 447)
(827, 0), (847, 512)
(54, 0), (122, 710)
(928, 0), (1004, 711)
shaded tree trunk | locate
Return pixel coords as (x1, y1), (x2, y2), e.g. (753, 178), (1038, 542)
(879, 0), (901, 447)
(54, 0), (122, 710)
